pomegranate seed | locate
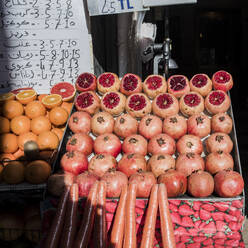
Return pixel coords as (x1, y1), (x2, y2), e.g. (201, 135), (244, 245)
(77, 92), (94, 108)
(99, 73), (115, 87)
(184, 93), (201, 107)
(146, 76), (162, 90)
(214, 71), (230, 84)
(123, 75), (138, 91)
(128, 95), (146, 111)
(77, 73), (93, 88)
(169, 76), (186, 91)
(103, 92), (120, 109)
(209, 91), (225, 105)
(156, 94), (173, 109)
(192, 74), (208, 88)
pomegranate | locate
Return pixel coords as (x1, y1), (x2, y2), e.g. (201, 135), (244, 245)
(206, 132), (233, 153)
(66, 133), (93, 155)
(176, 152), (205, 177)
(211, 113), (233, 134)
(117, 153), (147, 177)
(205, 90), (231, 114)
(114, 114), (138, 139)
(94, 133), (121, 158)
(179, 91), (204, 117)
(143, 75), (167, 99)
(122, 134), (148, 156)
(101, 169), (128, 197)
(205, 151), (234, 175)
(167, 74), (190, 98)
(91, 111), (114, 136)
(60, 151), (88, 175)
(68, 111), (91, 134)
(75, 72), (97, 92)
(129, 171), (156, 197)
(163, 114), (187, 140)
(76, 171), (99, 197)
(214, 170), (244, 197)
(88, 153), (117, 178)
(138, 114), (162, 140)
(152, 93), (179, 118)
(125, 93), (151, 118)
(212, 70), (233, 92)
(189, 73), (212, 97)
(176, 134), (203, 154)
(97, 72), (120, 95)
(187, 170), (214, 197)
(147, 154), (175, 177)
(100, 91), (126, 116)
(120, 73), (142, 96)
(75, 91), (100, 115)
(147, 133), (176, 156)
(187, 113), (211, 138)
(158, 169), (187, 197)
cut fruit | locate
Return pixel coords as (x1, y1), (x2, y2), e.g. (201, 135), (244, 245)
(50, 82), (76, 102)
(120, 73), (142, 96)
(189, 73), (212, 97)
(76, 72), (97, 92)
(16, 90), (37, 104)
(212, 70), (233, 92)
(167, 75), (190, 98)
(41, 94), (62, 109)
(0, 92), (15, 103)
(97, 72), (120, 95)
(11, 87), (33, 95)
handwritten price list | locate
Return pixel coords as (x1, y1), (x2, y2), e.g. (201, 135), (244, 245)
(0, 0), (92, 93)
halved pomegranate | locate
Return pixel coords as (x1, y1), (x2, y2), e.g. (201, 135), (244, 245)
(120, 73), (142, 96)
(212, 70), (233, 92)
(125, 93), (151, 118)
(205, 90), (231, 115)
(75, 91), (100, 115)
(97, 72), (120, 95)
(152, 93), (179, 118)
(189, 73), (212, 97)
(75, 72), (97, 92)
(179, 91), (204, 117)
(167, 75), (190, 98)
(176, 134), (203, 154)
(143, 74), (167, 99)
(100, 91), (126, 116)
(211, 113), (233, 134)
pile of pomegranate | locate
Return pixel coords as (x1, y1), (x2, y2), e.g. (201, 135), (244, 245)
(59, 70), (244, 199)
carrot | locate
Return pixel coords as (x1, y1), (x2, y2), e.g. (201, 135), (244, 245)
(123, 182), (137, 248)
(110, 184), (128, 248)
(140, 184), (159, 248)
(158, 183), (176, 248)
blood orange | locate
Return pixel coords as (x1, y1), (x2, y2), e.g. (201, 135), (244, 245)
(50, 82), (76, 102)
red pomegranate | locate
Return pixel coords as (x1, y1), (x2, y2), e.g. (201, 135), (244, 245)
(212, 70), (233, 92)
(167, 75), (190, 98)
(88, 154), (117, 178)
(114, 114), (138, 139)
(91, 111), (115, 136)
(211, 113), (233, 134)
(100, 91), (126, 116)
(187, 113), (211, 138)
(163, 114), (187, 140)
(120, 73), (142, 96)
(147, 154), (175, 178)
(125, 93), (151, 118)
(97, 72), (120, 95)
(117, 153), (147, 177)
(66, 133), (93, 155)
(75, 72), (97, 92)
(138, 114), (162, 140)
(205, 90), (231, 115)
(122, 134), (148, 156)
(143, 75), (167, 99)
(189, 73), (212, 97)
(152, 93), (179, 118)
(94, 133), (121, 157)
(179, 91), (204, 117)
(176, 134), (203, 154)
(205, 151), (234, 175)
(176, 152), (205, 177)
(147, 133), (176, 156)
(75, 91), (100, 115)
(206, 132), (233, 153)
(68, 111), (91, 134)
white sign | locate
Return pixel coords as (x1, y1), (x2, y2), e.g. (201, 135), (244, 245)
(0, 0), (93, 94)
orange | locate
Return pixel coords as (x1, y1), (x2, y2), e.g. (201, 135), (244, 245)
(0, 92), (15, 103)
(37, 131), (59, 150)
(38, 94), (48, 102)
(18, 132), (38, 150)
(41, 94), (62, 109)
(51, 128), (64, 141)
(61, 101), (73, 114)
(0, 153), (15, 166)
(13, 148), (25, 159)
(2, 100), (24, 119)
(0, 133), (18, 153)
(25, 101), (46, 119)
(16, 89), (37, 104)
(10, 115), (31, 135)
(2, 161), (25, 184)
(49, 107), (68, 126)
(0, 116), (10, 134)
(30, 116), (51, 135)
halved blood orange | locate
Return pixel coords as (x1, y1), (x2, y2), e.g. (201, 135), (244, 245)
(41, 94), (62, 109)
(0, 92), (15, 103)
(11, 87), (33, 95)
(50, 82), (76, 102)
(16, 89), (37, 104)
